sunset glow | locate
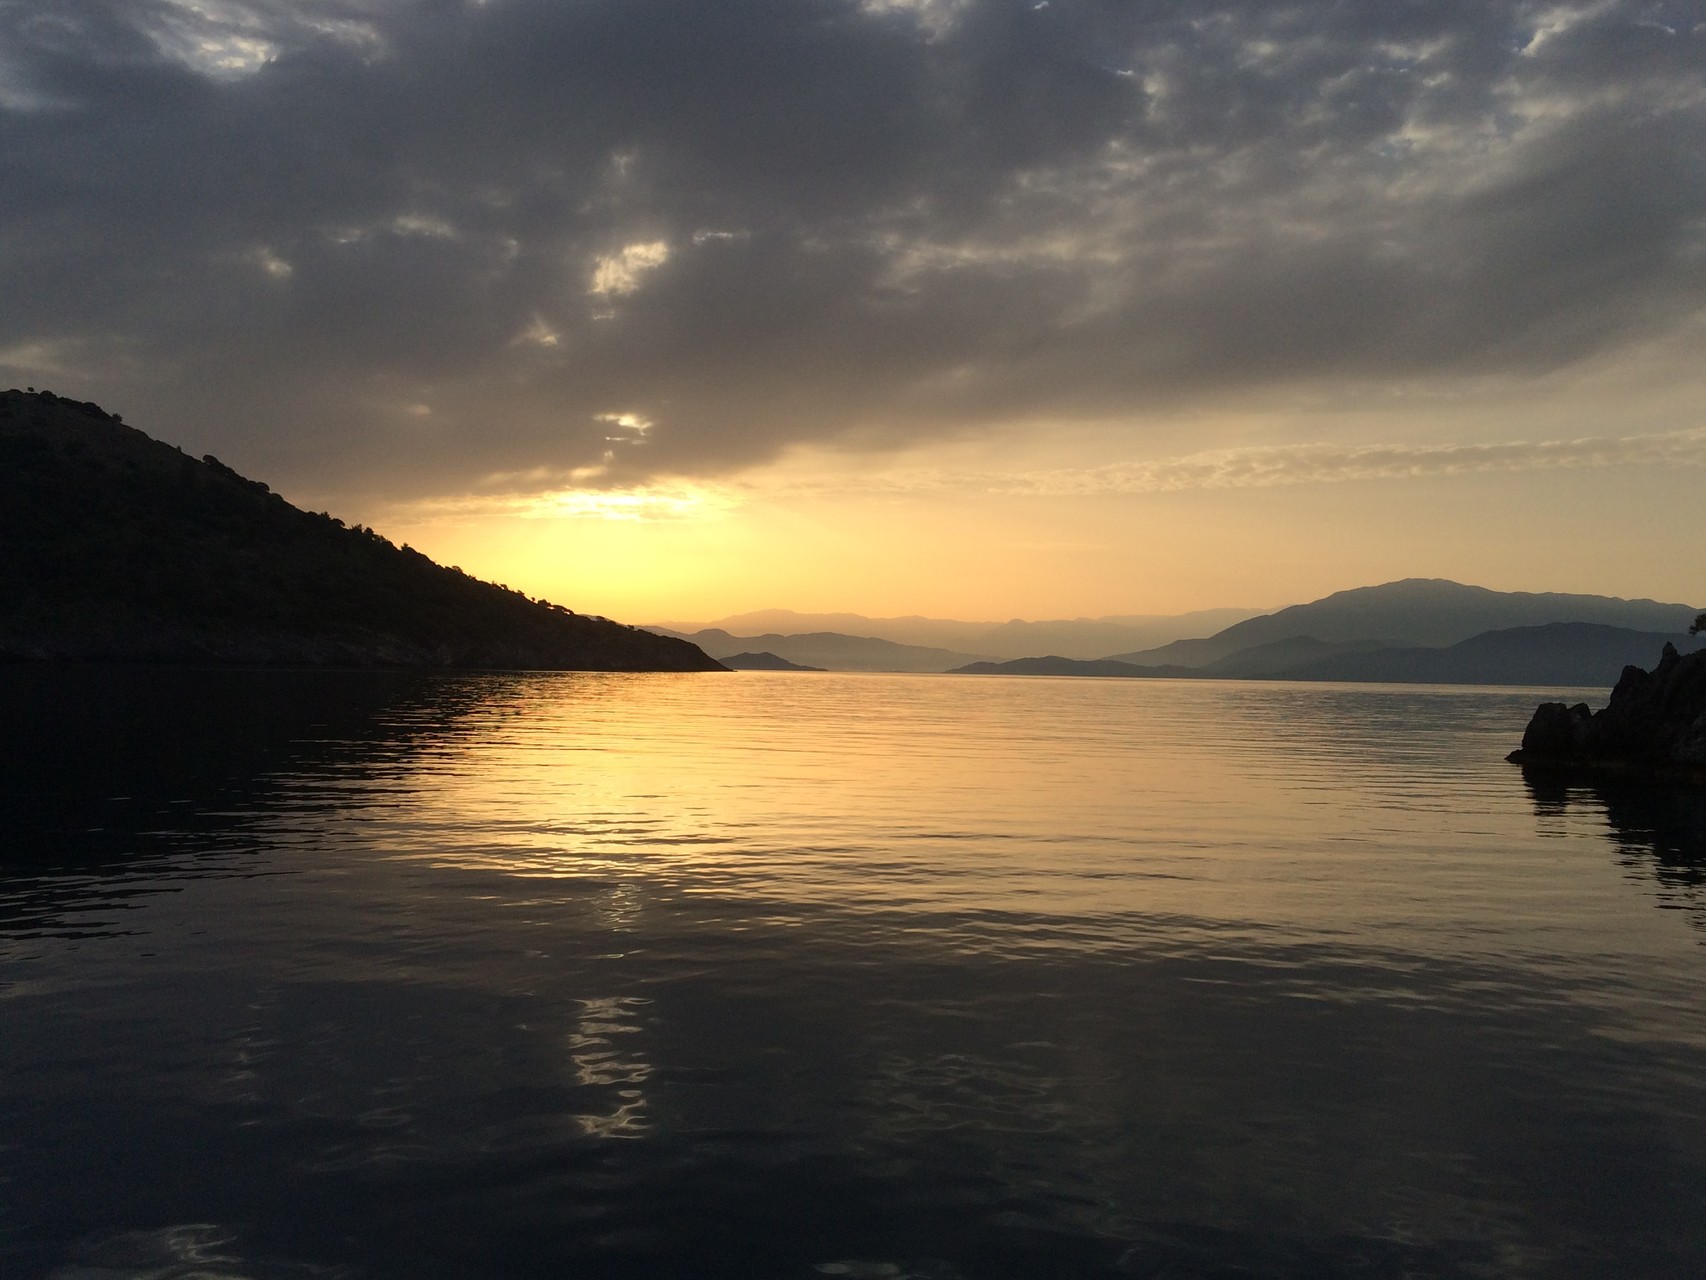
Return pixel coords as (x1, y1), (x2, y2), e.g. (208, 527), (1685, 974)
(2, 0), (1702, 621)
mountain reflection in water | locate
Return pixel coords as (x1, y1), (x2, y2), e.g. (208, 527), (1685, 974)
(2, 669), (1704, 1280)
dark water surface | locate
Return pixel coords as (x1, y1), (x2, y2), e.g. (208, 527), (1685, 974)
(3, 668), (1704, 1280)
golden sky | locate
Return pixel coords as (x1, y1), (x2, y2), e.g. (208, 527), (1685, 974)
(374, 329), (1706, 620)
(4, 0), (1703, 621)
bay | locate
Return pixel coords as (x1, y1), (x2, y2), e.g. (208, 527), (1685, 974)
(2, 668), (1704, 1280)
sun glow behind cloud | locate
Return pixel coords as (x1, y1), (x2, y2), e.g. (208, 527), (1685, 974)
(589, 242), (671, 296)
(7, 0), (1706, 622)
(527, 486), (730, 522)
(595, 412), (654, 437)
(364, 399), (1705, 626)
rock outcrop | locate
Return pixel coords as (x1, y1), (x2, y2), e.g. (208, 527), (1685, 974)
(1508, 643), (1706, 781)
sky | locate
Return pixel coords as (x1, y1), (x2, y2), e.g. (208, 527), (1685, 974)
(3, 0), (1703, 622)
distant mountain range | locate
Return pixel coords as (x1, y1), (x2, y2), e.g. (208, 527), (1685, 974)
(955, 622), (1706, 687)
(1106, 579), (1700, 667)
(648, 628), (985, 673)
(1, 390), (721, 670)
(1281, 623), (1704, 685)
(662, 579), (1704, 686)
(650, 606), (1263, 661)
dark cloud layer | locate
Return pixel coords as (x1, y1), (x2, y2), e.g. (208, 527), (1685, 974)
(2, 0), (1702, 494)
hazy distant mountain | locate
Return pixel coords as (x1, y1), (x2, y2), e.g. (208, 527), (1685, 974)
(969, 611), (1262, 661)
(648, 627), (986, 673)
(1282, 623), (1706, 687)
(959, 625), (1706, 687)
(662, 609), (992, 650)
(653, 606), (1264, 661)
(720, 651), (824, 671)
(656, 579), (1703, 682)
(1, 389), (722, 671)
(1107, 579), (1701, 667)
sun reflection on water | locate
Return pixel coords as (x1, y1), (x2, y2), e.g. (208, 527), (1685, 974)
(567, 995), (653, 1139)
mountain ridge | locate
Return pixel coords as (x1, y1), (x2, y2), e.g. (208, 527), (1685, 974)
(953, 622), (1706, 687)
(1106, 578), (1701, 667)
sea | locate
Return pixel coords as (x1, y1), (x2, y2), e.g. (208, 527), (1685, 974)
(2, 667), (1704, 1280)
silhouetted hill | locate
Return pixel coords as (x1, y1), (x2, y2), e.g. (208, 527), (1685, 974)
(647, 627), (986, 673)
(1284, 623), (1705, 686)
(962, 625), (1706, 687)
(721, 652), (824, 671)
(0, 390), (722, 670)
(1108, 579), (1701, 667)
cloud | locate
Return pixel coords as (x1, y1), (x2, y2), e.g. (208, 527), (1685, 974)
(0, 0), (1702, 496)
(815, 424), (1706, 499)
(589, 241), (671, 297)
(596, 412), (654, 435)
(393, 480), (738, 524)
(1001, 425), (1706, 495)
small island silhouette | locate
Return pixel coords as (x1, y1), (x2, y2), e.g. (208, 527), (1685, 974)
(720, 651), (825, 671)
(0, 390), (723, 671)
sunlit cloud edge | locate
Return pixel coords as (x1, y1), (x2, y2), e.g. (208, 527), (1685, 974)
(390, 481), (741, 524)
(780, 424), (1706, 500)
(1005, 426), (1706, 496)
(382, 423), (1706, 525)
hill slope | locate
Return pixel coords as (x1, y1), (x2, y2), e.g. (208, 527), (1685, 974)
(0, 390), (722, 671)
(1283, 623), (1705, 687)
(959, 625), (1705, 686)
(1108, 578), (1701, 666)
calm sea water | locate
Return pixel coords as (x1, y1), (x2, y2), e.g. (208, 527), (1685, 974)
(2, 668), (1704, 1280)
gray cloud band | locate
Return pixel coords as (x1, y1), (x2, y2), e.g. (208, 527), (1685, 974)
(2, 0), (1703, 495)
(396, 425), (1706, 515)
(998, 427), (1706, 496)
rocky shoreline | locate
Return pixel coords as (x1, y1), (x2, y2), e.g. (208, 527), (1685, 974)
(1508, 642), (1706, 783)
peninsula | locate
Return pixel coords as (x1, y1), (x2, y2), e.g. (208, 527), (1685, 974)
(0, 390), (722, 671)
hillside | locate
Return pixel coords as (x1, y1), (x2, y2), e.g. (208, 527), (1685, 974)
(1198, 636), (1390, 679)
(1282, 623), (1705, 687)
(953, 624), (1705, 686)
(1108, 579), (1702, 667)
(0, 390), (722, 671)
